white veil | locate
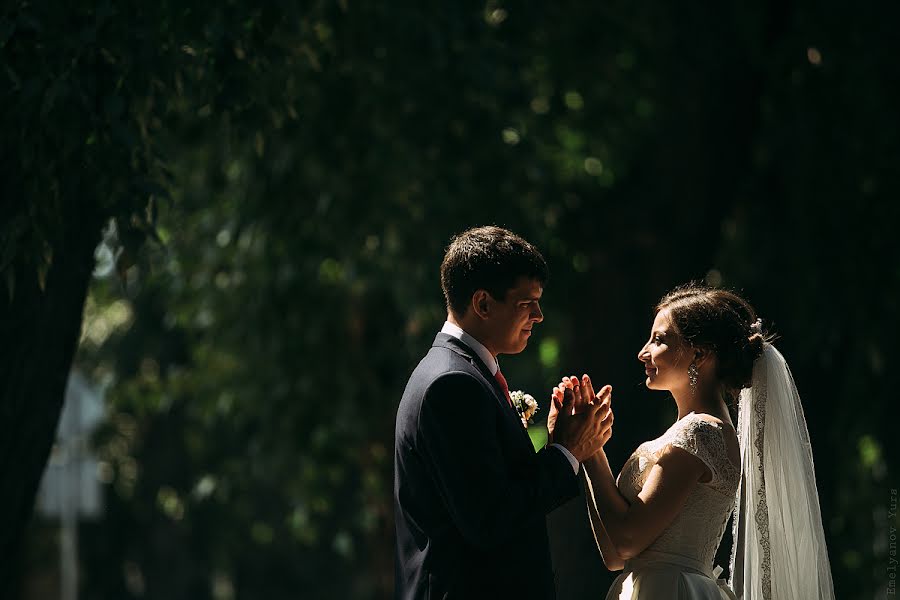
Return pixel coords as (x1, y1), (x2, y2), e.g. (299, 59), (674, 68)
(729, 343), (835, 599)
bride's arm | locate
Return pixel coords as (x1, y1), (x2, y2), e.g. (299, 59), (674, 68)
(558, 376), (708, 561)
(554, 377), (707, 562)
(581, 464), (625, 571)
(583, 446), (706, 560)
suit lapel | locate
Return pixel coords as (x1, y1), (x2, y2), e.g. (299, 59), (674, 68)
(432, 334), (537, 452)
(433, 334), (509, 409)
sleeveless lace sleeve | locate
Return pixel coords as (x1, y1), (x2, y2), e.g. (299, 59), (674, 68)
(668, 416), (726, 486)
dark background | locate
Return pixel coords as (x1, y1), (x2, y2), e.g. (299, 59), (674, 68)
(2, 1), (896, 598)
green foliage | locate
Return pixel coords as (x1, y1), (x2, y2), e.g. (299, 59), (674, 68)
(1, 1), (178, 291)
(7, 1), (897, 599)
(528, 426), (549, 453)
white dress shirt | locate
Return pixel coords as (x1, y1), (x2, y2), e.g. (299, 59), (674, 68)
(440, 321), (580, 474)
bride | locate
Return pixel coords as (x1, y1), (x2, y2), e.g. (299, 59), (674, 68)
(550, 283), (835, 599)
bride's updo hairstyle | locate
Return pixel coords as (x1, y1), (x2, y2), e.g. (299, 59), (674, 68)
(657, 283), (774, 397)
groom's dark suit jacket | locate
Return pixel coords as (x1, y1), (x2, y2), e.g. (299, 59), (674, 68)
(394, 333), (579, 600)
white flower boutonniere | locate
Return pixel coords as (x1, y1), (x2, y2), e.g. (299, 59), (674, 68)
(509, 390), (539, 428)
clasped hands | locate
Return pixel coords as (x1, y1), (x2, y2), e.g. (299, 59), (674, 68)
(547, 374), (614, 463)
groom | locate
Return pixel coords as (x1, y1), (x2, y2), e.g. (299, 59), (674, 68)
(394, 226), (613, 599)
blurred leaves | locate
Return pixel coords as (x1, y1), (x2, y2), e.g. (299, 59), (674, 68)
(5, 1), (897, 599)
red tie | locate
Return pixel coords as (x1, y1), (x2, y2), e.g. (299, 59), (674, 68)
(493, 369), (513, 407)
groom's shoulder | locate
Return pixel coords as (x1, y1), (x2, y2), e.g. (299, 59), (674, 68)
(398, 345), (484, 417)
(405, 343), (480, 394)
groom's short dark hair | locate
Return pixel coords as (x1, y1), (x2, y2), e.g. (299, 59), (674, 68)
(440, 226), (549, 317)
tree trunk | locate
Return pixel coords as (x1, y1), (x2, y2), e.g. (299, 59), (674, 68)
(0, 210), (103, 595)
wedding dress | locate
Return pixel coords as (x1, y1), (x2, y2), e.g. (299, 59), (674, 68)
(604, 413), (740, 600)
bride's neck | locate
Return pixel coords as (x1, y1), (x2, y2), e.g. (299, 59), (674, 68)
(672, 387), (729, 421)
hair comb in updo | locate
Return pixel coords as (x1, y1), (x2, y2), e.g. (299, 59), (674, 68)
(749, 318), (763, 335)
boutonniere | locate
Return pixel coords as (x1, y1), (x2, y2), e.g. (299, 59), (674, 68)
(509, 390), (539, 428)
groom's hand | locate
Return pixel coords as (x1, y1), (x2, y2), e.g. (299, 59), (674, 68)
(547, 375), (590, 439)
(550, 375), (613, 463)
(546, 375), (579, 439)
(548, 375), (600, 438)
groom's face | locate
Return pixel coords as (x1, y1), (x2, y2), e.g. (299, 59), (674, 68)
(484, 277), (544, 355)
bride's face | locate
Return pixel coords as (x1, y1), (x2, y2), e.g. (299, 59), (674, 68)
(638, 309), (689, 392)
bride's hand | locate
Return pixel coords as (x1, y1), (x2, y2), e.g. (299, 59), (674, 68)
(557, 374), (603, 414)
(580, 375), (614, 447)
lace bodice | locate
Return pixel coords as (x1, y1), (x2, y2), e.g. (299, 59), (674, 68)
(617, 412), (740, 569)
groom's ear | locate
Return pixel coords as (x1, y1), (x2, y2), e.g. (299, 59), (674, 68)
(472, 290), (491, 320)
